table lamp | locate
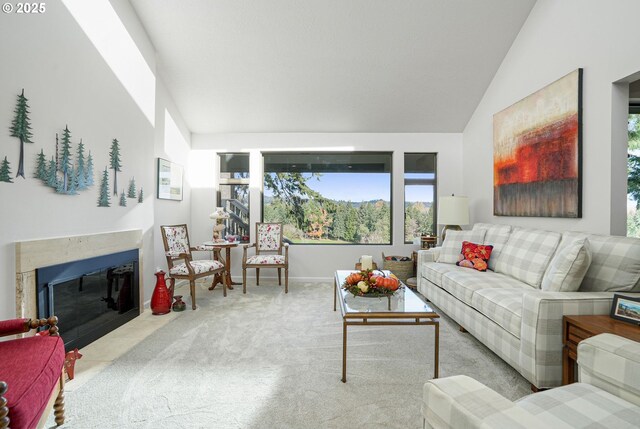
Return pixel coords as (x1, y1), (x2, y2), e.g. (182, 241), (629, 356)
(437, 195), (469, 243)
(209, 207), (230, 242)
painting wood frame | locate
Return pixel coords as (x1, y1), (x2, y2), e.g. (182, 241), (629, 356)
(157, 158), (183, 201)
(493, 69), (583, 217)
(610, 293), (640, 325)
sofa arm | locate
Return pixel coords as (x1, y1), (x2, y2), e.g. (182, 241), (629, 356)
(578, 333), (640, 406)
(519, 291), (620, 388)
(422, 375), (544, 429)
(417, 248), (440, 266)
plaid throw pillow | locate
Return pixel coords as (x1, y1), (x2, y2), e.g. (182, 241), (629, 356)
(456, 241), (493, 272)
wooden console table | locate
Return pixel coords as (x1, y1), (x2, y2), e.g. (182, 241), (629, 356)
(562, 314), (640, 385)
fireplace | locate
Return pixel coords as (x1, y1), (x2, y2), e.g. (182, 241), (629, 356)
(36, 249), (140, 351)
(15, 230), (143, 345)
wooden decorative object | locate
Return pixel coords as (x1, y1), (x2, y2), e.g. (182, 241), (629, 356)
(0, 381), (9, 429)
(53, 375), (65, 426)
(64, 349), (83, 381)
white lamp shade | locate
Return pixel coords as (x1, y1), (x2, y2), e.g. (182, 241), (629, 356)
(209, 207), (230, 219)
(438, 196), (469, 226)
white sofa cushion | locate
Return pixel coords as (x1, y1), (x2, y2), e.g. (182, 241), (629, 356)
(422, 262), (457, 285)
(578, 234), (640, 292)
(541, 238), (592, 292)
(440, 269), (532, 306)
(473, 223), (512, 271)
(438, 229), (486, 264)
(471, 288), (525, 338)
(516, 382), (640, 429)
(496, 228), (561, 288)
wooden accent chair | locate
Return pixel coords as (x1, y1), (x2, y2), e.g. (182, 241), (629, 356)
(0, 317), (65, 428)
(242, 222), (289, 293)
(161, 224), (228, 310)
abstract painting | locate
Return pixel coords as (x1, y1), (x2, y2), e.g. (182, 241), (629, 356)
(493, 69), (582, 217)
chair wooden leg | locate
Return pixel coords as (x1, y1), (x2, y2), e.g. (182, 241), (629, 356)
(0, 381), (9, 429)
(285, 268), (289, 293)
(190, 280), (197, 310)
(278, 268), (282, 285)
(256, 268), (260, 285)
(243, 267), (247, 294)
(54, 374), (65, 426)
(223, 270), (227, 297)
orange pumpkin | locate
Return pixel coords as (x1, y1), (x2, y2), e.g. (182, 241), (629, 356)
(377, 277), (399, 291)
(346, 273), (363, 285)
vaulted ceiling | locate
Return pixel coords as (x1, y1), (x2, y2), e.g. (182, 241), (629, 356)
(130, 0), (536, 134)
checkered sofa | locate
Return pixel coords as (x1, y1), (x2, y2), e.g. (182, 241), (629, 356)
(421, 334), (640, 429)
(417, 223), (640, 389)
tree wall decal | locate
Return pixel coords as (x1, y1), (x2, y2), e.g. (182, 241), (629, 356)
(85, 151), (95, 187)
(119, 190), (127, 207)
(109, 138), (121, 195)
(9, 89), (34, 179)
(98, 167), (110, 207)
(0, 157), (14, 183)
(59, 126), (73, 193)
(35, 149), (47, 180)
(46, 156), (58, 188)
(138, 187), (143, 203)
(75, 139), (88, 190)
(127, 177), (136, 198)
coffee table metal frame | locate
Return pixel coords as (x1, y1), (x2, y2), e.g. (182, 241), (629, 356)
(334, 270), (439, 383)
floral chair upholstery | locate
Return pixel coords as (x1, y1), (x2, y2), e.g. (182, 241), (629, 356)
(161, 224), (227, 310)
(242, 223), (289, 293)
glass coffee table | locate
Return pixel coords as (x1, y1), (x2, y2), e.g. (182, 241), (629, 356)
(334, 270), (440, 383)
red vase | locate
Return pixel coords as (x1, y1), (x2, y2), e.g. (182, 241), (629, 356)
(151, 271), (172, 315)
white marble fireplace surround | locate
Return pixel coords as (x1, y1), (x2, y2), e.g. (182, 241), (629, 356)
(15, 230), (143, 320)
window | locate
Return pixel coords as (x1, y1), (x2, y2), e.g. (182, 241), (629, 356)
(404, 153), (437, 243)
(263, 152), (392, 244)
(218, 153), (250, 242)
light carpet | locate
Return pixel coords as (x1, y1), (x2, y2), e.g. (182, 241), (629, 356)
(52, 280), (530, 428)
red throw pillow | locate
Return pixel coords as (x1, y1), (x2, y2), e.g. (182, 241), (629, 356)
(456, 241), (493, 272)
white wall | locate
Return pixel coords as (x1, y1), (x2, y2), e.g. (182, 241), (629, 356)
(153, 78), (192, 285)
(0, 1), (190, 319)
(190, 133), (462, 280)
(463, 0), (640, 235)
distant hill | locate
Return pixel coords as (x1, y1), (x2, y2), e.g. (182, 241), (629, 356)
(264, 196), (390, 207)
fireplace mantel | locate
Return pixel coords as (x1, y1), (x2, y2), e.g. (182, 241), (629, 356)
(15, 230), (143, 319)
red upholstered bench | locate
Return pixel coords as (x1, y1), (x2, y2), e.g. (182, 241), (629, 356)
(0, 317), (65, 429)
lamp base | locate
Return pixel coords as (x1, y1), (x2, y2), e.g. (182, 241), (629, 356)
(440, 225), (462, 244)
(213, 220), (225, 242)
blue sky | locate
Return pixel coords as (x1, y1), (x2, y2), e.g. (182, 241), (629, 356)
(264, 173), (434, 203)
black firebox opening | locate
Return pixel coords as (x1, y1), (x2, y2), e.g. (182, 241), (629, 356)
(36, 249), (140, 351)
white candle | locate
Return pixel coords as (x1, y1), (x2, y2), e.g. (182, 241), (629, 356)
(361, 255), (373, 270)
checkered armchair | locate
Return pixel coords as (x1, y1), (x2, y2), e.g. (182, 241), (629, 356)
(242, 223), (289, 294)
(161, 224), (227, 310)
(421, 334), (640, 429)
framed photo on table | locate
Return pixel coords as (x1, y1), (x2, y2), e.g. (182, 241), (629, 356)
(610, 294), (640, 325)
(157, 158), (183, 201)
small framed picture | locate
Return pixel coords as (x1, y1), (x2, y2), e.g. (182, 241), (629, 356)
(157, 158), (183, 201)
(610, 294), (640, 325)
